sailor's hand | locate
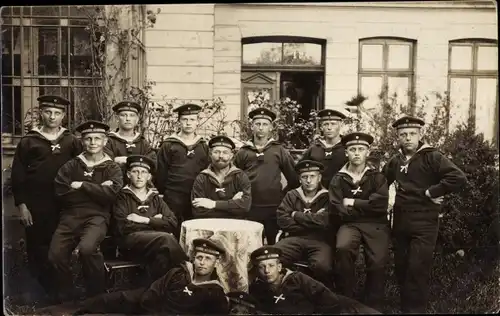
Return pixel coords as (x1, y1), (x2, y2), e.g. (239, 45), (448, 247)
(192, 198), (216, 209)
(114, 156), (128, 164)
(426, 189), (444, 205)
(101, 180), (113, 187)
(232, 191), (243, 200)
(18, 204), (33, 227)
(70, 181), (83, 189)
(342, 198), (355, 208)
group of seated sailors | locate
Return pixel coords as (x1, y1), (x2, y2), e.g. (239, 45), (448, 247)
(11, 94), (466, 314)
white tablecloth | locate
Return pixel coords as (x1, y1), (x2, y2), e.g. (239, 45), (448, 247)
(180, 218), (264, 293)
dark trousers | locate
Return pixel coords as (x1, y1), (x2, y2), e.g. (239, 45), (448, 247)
(392, 209), (440, 313)
(78, 287), (146, 314)
(23, 196), (59, 296)
(120, 231), (188, 280)
(48, 216), (108, 298)
(335, 222), (390, 308)
(275, 236), (333, 284)
(249, 206), (279, 245)
(163, 191), (192, 237)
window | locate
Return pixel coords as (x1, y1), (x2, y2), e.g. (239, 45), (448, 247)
(448, 39), (498, 143)
(1, 5), (146, 141)
(358, 37), (416, 112)
(241, 36), (326, 121)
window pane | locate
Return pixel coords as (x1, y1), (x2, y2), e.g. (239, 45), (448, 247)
(1, 86), (22, 134)
(360, 76), (383, 112)
(2, 26), (22, 76)
(477, 46), (498, 71)
(38, 27), (67, 76)
(449, 77), (471, 130)
(450, 46), (472, 70)
(475, 78), (498, 141)
(361, 44), (383, 70)
(388, 76), (410, 106)
(70, 27), (92, 76)
(31, 6), (60, 16)
(71, 86), (99, 120)
(243, 43), (282, 65)
(388, 44), (410, 70)
(283, 43), (322, 65)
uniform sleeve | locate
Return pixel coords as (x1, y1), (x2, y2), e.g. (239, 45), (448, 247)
(299, 273), (380, 314)
(279, 147), (300, 191)
(276, 192), (304, 233)
(191, 175), (221, 218)
(80, 163), (123, 205)
(292, 199), (330, 230)
(382, 157), (397, 186)
(72, 136), (83, 157)
(352, 173), (389, 214)
(328, 175), (347, 216)
(232, 149), (245, 170)
(139, 268), (177, 313)
(213, 173), (252, 216)
(203, 287), (229, 314)
(54, 160), (79, 199)
(103, 138), (116, 159)
(427, 151), (467, 198)
(148, 196), (178, 233)
(113, 192), (150, 236)
(10, 140), (30, 206)
(142, 140), (158, 169)
(155, 142), (169, 193)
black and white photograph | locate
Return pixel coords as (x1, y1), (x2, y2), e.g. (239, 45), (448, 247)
(1, 2), (499, 315)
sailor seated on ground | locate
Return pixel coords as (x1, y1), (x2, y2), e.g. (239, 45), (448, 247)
(111, 155), (188, 280)
(248, 246), (381, 315)
(74, 237), (229, 315)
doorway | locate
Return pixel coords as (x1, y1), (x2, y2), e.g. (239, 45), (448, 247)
(280, 71), (323, 119)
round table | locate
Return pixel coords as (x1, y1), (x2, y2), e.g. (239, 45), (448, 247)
(180, 218), (264, 293)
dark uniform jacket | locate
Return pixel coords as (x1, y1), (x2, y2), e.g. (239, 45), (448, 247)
(233, 139), (300, 210)
(382, 143), (467, 211)
(139, 261), (228, 315)
(155, 134), (210, 195)
(276, 187), (330, 240)
(113, 186), (178, 237)
(191, 164), (252, 219)
(11, 127), (82, 207)
(301, 137), (347, 189)
(249, 269), (378, 314)
(104, 131), (157, 161)
(329, 164), (389, 224)
(54, 153), (123, 223)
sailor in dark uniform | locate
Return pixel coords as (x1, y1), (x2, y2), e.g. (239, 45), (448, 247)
(275, 159), (333, 286)
(49, 121), (123, 300)
(383, 116), (467, 313)
(329, 132), (390, 310)
(227, 291), (260, 315)
(104, 100), (157, 182)
(301, 109), (348, 189)
(155, 104), (210, 232)
(248, 246), (380, 315)
(234, 107), (300, 244)
(75, 237), (228, 315)
(10, 95), (82, 300)
(191, 135), (252, 219)
(113, 155), (188, 279)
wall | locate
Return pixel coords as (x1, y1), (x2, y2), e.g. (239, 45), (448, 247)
(145, 4), (215, 103)
(145, 3), (497, 137)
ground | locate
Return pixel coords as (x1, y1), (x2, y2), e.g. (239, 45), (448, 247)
(3, 207), (500, 315)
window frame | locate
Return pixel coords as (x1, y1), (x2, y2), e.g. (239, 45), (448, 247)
(447, 38), (498, 144)
(357, 37), (417, 108)
(241, 36), (326, 72)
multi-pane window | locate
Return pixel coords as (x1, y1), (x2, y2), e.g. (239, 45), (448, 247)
(448, 39), (498, 143)
(1, 5), (146, 141)
(358, 37), (416, 112)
